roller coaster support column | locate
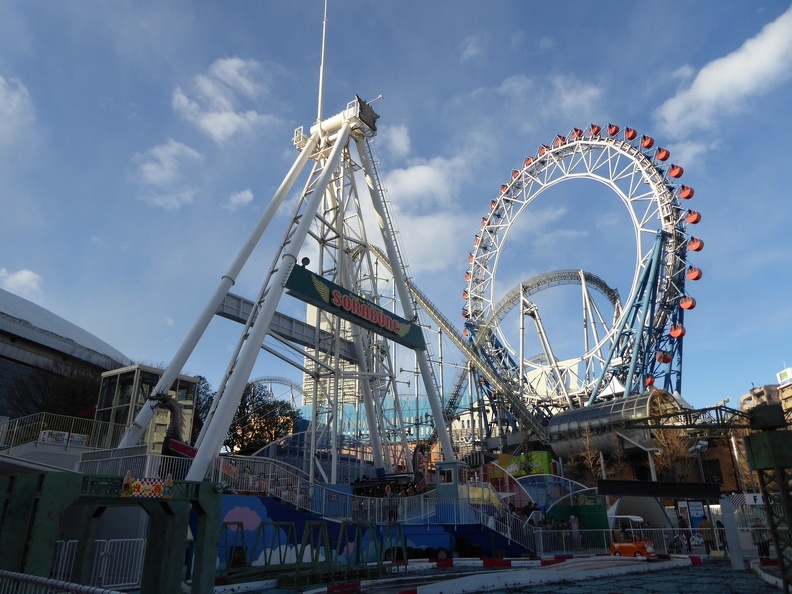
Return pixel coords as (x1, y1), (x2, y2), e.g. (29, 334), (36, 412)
(355, 137), (455, 461)
(186, 125), (352, 482)
(622, 233), (664, 397)
(586, 232), (663, 405)
(118, 131), (319, 450)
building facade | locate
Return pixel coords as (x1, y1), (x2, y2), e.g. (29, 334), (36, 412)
(739, 384), (781, 412)
(0, 288), (132, 419)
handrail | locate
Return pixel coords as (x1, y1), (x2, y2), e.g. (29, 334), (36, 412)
(0, 569), (123, 594)
(0, 413), (127, 454)
(73, 450), (530, 553)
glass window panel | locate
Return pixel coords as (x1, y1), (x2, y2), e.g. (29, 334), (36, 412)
(139, 371), (161, 403)
(113, 406), (129, 427)
(117, 371), (135, 406)
(183, 380), (197, 403)
(95, 409), (111, 424)
(98, 375), (118, 409)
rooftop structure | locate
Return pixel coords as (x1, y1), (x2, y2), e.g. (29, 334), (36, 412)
(739, 384), (781, 412)
(0, 288), (132, 418)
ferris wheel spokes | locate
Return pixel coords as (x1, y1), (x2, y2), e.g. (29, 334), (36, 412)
(464, 124), (702, 420)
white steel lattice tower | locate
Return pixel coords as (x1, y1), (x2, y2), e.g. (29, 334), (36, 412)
(117, 96), (455, 484)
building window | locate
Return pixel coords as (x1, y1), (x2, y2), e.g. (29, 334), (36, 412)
(702, 459), (723, 485)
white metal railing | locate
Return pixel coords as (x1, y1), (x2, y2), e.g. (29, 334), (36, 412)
(76, 452), (194, 480)
(0, 568), (123, 594)
(74, 452), (530, 545)
(50, 539), (78, 582)
(0, 413), (126, 454)
(89, 450), (786, 563)
(531, 525), (782, 559)
(70, 451), (787, 564)
(531, 527), (727, 557)
(49, 539), (146, 590)
(91, 539), (146, 589)
(468, 505), (535, 551)
(534, 528), (612, 556)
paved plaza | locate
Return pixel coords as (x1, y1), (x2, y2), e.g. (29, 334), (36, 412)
(494, 562), (779, 594)
(337, 557), (782, 594)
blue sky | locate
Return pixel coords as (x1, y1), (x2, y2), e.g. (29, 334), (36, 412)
(1, 1), (792, 411)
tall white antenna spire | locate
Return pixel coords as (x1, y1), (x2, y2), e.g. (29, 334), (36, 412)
(317, 0), (329, 124)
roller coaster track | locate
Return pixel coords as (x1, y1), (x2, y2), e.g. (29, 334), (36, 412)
(367, 245), (550, 446)
(451, 269), (622, 416)
(474, 269), (621, 350)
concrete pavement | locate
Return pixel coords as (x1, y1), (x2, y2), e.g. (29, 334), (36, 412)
(302, 555), (781, 594)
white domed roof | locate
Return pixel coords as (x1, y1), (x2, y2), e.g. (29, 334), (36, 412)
(0, 288), (132, 370)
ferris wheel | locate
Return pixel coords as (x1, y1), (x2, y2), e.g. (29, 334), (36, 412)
(462, 124), (703, 410)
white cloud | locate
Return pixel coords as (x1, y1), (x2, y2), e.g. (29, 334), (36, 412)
(135, 139), (202, 186)
(0, 74), (34, 146)
(392, 211), (472, 275)
(224, 189), (254, 211)
(655, 5), (792, 139)
(671, 64), (695, 83)
(665, 140), (713, 168)
(172, 57), (282, 144)
(478, 73), (603, 124)
(132, 139), (204, 210)
(206, 57), (261, 99)
(593, 212), (621, 230)
(495, 74), (534, 98)
(533, 228), (589, 249)
(0, 267), (42, 298)
(537, 36), (555, 52)
(385, 155), (466, 211)
(139, 189), (197, 210)
(507, 205), (569, 239)
(378, 124), (411, 161)
(546, 74), (604, 117)
(460, 34), (485, 62)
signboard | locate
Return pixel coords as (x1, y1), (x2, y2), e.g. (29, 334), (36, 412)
(677, 500), (691, 529)
(39, 430), (69, 445)
(687, 500), (705, 528)
(745, 493), (765, 506)
(121, 471), (173, 499)
(490, 452), (553, 478)
(285, 264), (426, 350)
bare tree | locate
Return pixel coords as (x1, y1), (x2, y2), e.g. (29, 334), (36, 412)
(606, 439), (629, 480)
(652, 428), (696, 482)
(568, 425), (603, 486)
(6, 362), (100, 418)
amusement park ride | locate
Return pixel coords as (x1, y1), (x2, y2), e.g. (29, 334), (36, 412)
(113, 0), (707, 525)
(116, 101), (705, 477)
(100, 0), (717, 579)
(15, 7), (779, 594)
